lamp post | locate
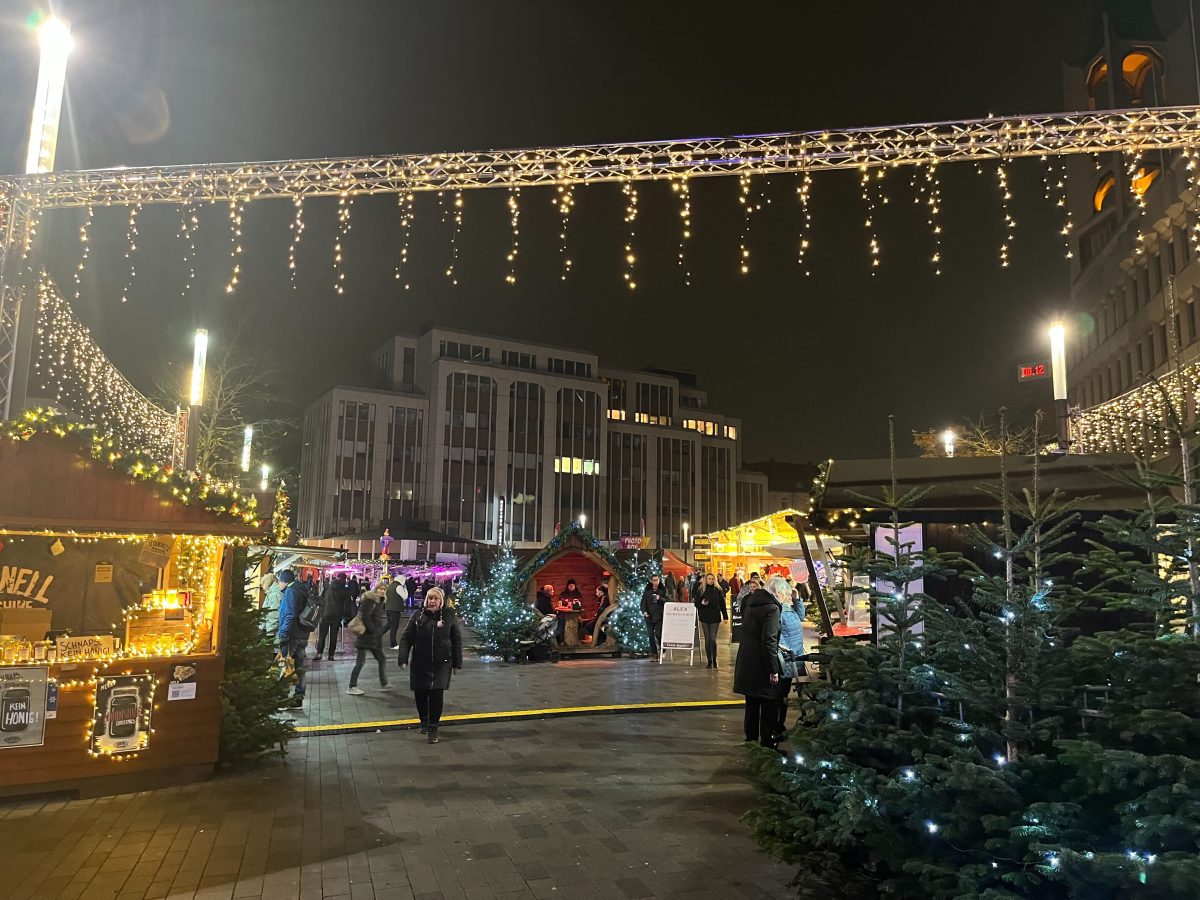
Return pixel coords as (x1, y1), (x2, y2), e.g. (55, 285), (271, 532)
(240, 425), (253, 473)
(578, 513), (587, 529)
(1049, 322), (1070, 452)
(25, 15), (73, 174)
(942, 429), (956, 459)
(184, 329), (208, 471)
(682, 521), (690, 565)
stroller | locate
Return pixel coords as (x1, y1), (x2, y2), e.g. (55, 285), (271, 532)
(515, 614), (558, 663)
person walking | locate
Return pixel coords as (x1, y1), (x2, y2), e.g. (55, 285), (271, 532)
(261, 572), (282, 637)
(733, 574), (785, 747)
(347, 580), (389, 695)
(385, 576), (409, 649)
(774, 583), (808, 742)
(275, 569), (311, 709)
(694, 573), (729, 669)
(315, 573), (350, 660)
(640, 573), (670, 655)
(397, 587), (463, 743)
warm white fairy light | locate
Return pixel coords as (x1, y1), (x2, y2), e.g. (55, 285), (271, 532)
(554, 182), (574, 280)
(1042, 155), (1074, 260)
(394, 190), (415, 290)
(1126, 149), (1148, 218)
(926, 163), (943, 274)
(119, 203), (141, 304)
(505, 186), (520, 285)
(287, 196), (305, 290)
(333, 191), (353, 296)
(1071, 359), (1200, 456)
(622, 176), (638, 290)
(860, 166), (883, 272)
(738, 172), (753, 275)
(224, 199), (244, 294)
(72, 204), (93, 302)
(441, 189), (464, 285)
(996, 161), (1015, 268)
(177, 203), (199, 301)
(21, 205), (42, 262)
(672, 175), (692, 286)
(796, 171), (813, 275)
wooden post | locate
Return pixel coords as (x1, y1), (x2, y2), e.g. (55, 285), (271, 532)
(788, 515), (834, 639)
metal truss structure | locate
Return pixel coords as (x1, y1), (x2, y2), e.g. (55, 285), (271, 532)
(4, 104), (1200, 420)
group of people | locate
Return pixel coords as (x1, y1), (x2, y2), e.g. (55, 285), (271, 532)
(266, 568), (464, 743)
(533, 579), (613, 645)
(637, 571), (731, 667)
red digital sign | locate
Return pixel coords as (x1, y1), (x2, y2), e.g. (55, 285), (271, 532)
(1018, 362), (1050, 382)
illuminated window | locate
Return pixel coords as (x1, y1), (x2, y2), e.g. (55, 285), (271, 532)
(724, 425), (738, 440)
(607, 409), (627, 421)
(1093, 174), (1116, 213)
(1086, 57), (1109, 109)
(1130, 165), (1161, 198)
(1122, 49), (1161, 103)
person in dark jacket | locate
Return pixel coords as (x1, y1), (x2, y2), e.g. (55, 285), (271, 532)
(397, 587), (463, 744)
(315, 573), (350, 660)
(384, 577), (409, 649)
(559, 579), (583, 609)
(404, 575), (419, 608)
(347, 582), (389, 694)
(535, 584), (554, 616)
(733, 576), (785, 746)
(582, 584), (611, 644)
(640, 573), (670, 655)
(274, 569), (310, 708)
(694, 572), (729, 669)
(348, 575), (362, 605)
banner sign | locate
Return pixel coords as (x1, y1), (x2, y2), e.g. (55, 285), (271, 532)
(0, 666), (49, 749)
(660, 602), (697, 651)
(91, 673), (155, 755)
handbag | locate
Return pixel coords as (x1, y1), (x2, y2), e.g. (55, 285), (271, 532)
(347, 614), (366, 636)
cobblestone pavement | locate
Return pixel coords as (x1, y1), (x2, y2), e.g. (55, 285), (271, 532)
(0, 709), (795, 900)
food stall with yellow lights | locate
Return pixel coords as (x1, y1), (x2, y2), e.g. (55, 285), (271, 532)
(0, 419), (263, 798)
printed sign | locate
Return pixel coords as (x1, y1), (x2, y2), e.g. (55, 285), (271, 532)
(167, 664), (197, 702)
(94, 564), (113, 584)
(0, 666), (49, 749)
(91, 674), (154, 755)
(138, 537), (174, 570)
(660, 602), (697, 651)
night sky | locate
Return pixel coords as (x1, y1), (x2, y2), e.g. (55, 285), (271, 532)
(0, 1), (1086, 469)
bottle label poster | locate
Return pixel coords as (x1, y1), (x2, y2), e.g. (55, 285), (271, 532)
(91, 674), (154, 755)
(0, 666), (49, 750)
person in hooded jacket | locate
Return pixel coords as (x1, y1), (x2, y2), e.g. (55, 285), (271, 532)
(733, 574), (786, 746)
(316, 573), (351, 660)
(640, 573), (670, 655)
(384, 576), (409, 649)
(773, 584), (808, 741)
(260, 572), (282, 637)
(347, 580), (389, 694)
(275, 569), (310, 709)
(694, 572), (729, 668)
(397, 587), (463, 743)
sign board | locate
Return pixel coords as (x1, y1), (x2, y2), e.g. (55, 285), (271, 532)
(692, 551), (710, 562)
(138, 537), (174, 570)
(497, 497), (506, 545)
(94, 563), (113, 584)
(1018, 362), (1050, 382)
(168, 664), (198, 702)
(0, 666), (49, 749)
(660, 602), (697, 651)
(91, 673), (154, 755)
(872, 523), (925, 640)
(56, 634), (117, 660)
(691, 536), (712, 550)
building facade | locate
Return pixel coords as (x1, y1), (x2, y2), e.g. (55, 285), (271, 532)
(1062, 6), (1200, 440)
(298, 327), (764, 550)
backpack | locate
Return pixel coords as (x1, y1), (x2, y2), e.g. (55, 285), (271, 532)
(297, 585), (322, 632)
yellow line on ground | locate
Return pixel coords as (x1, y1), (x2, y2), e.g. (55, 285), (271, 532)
(294, 699), (741, 736)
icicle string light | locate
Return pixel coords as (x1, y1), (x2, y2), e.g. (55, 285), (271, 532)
(860, 166), (883, 272)
(738, 173), (753, 275)
(555, 182), (574, 281)
(997, 161), (1015, 268)
(1042, 155), (1074, 260)
(120, 203), (141, 304)
(178, 203), (199, 301)
(287, 196), (305, 290)
(72, 205), (94, 302)
(444, 190), (463, 285)
(796, 172), (813, 275)
(925, 164), (943, 275)
(333, 191), (353, 296)
(622, 176), (639, 290)
(394, 190), (415, 290)
(505, 187), (520, 285)
(672, 175), (692, 286)
(224, 200), (244, 294)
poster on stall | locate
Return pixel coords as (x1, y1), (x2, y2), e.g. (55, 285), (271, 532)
(0, 666), (49, 749)
(91, 673), (154, 755)
(168, 664), (197, 702)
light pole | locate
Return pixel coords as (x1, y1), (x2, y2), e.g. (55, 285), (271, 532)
(682, 521), (690, 565)
(185, 329), (208, 471)
(1049, 322), (1070, 452)
(240, 425), (253, 473)
(260, 464), (270, 493)
(942, 429), (956, 458)
(25, 15), (73, 174)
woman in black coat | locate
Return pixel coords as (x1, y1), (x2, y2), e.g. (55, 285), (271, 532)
(733, 576), (785, 747)
(694, 573), (729, 669)
(397, 587), (463, 743)
(347, 583), (388, 694)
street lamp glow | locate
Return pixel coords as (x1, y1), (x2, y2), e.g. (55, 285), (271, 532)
(1048, 322), (1067, 400)
(682, 521), (690, 544)
(25, 16), (74, 174)
(241, 425), (254, 473)
(260, 464), (270, 492)
(942, 429), (956, 458)
(578, 513), (587, 528)
(189, 329), (208, 406)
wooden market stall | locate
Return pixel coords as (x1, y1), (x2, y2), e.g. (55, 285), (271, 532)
(0, 423), (263, 798)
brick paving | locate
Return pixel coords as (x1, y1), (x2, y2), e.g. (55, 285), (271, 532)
(0, 709), (794, 899)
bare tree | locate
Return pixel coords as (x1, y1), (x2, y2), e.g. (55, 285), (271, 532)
(913, 416), (1043, 458)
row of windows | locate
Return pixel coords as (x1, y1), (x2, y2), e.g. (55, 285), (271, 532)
(636, 413), (670, 425)
(548, 357), (593, 378)
(552, 457), (602, 475)
(1086, 48), (1161, 110)
(502, 350), (537, 370)
(1078, 305), (1197, 407)
(440, 340), (490, 363)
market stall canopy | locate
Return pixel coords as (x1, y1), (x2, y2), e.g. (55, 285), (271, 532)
(819, 454), (1157, 515)
(701, 508), (805, 557)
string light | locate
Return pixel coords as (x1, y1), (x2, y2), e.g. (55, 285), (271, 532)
(224, 199), (244, 294)
(554, 181), (575, 280)
(622, 176), (638, 290)
(21, 204), (42, 261)
(72, 204), (93, 302)
(505, 186), (520, 285)
(287, 196), (305, 290)
(177, 203), (199, 301)
(119, 203), (141, 304)
(1071, 360), (1200, 456)
(1041, 154), (1074, 260)
(796, 172), (813, 275)
(738, 173), (753, 275)
(860, 166), (883, 272)
(996, 161), (1015, 267)
(333, 190), (353, 296)
(394, 190), (415, 290)
(672, 175), (692, 286)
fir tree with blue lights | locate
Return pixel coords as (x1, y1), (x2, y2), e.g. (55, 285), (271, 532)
(473, 544), (538, 659)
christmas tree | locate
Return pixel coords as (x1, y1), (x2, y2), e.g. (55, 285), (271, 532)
(455, 545), (490, 625)
(218, 548), (295, 766)
(606, 550), (659, 655)
(473, 544), (538, 659)
(271, 481), (291, 545)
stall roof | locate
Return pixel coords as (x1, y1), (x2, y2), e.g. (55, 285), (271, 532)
(819, 454), (1157, 513)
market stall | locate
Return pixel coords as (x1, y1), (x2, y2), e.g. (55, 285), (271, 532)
(0, 420), (263, 798)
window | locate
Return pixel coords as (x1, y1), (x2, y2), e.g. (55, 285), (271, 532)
(502, 350), (536, 370)
(507, 381), (544, 543)
(1140, 268), (1151, 306)
(724, 425), (738, 440)
(1131, 165), (1161, 200)
(1137, 341), (1145, 376)
(606, 378), (627, 419)
(402, 347), (415, 388)
(385, 406), (423, 522)
(606, 432), (646, 540)
(440, 340), (490, 363)
(1151, 256), (1163, 297)
(1188, 301), (1198, 345)
(1123, 49), (1161, 104)
(607, 409), (627, 421)
(635, 382), (673, 426)
(441, 372), (498, 541)
(1086, 56), (1109, 110)
(1160, 322), (1169, 361)
(1093, 174), (1116, 213)
(548, 357), (592, 378)
(554, 389), (601, 534)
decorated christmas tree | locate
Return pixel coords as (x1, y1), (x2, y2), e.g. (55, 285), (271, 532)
(271, 480), (291, 545)
(473, 544), (538, 658)
(606, 550), (659, 655)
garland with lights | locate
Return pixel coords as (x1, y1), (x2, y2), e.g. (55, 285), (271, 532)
(271, 482), (291, 545)
(2, 409), (259, 525)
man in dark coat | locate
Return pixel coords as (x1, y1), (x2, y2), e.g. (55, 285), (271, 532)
(640, 573), (670, 655)
(397, 587), (463, 744)
(384, 577), (408, 649)
(347, 582), (389, 694)
(316, 573), (351, 660)
(733, 577), (784, 746)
